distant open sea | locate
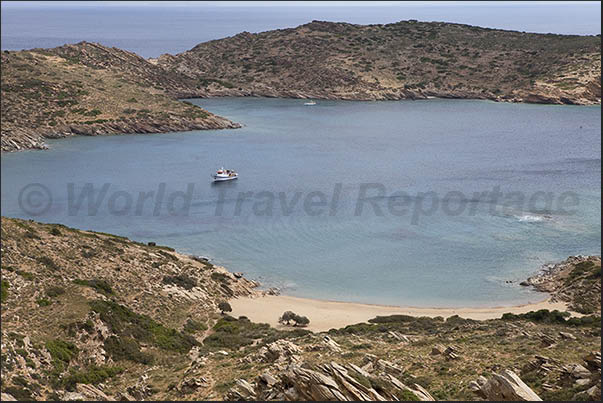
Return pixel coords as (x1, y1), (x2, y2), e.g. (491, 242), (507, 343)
(2, 2), (602, 58)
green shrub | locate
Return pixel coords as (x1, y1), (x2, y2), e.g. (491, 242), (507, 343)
(62, 365), (124, 391)
(37, 298), (52, 306)
(211, 272), (230, 283)
(2, 386), (32, 401)
(348, 370), (372, 388)
(16, 270), (35, 280)
(565, 261), (596, 284)
(89, 300), (199, 353)
(46, 286), (65, 298)
(183, 318), (207, 334)
(104, 335), (154, 364)
(1, 280), (9, 303)
(84, 109), (102, 117)
(162, 274), (197, 290)
(46, 339), (78, 373)
(49, 227), (62, 236)
(73, 279), (113, 295)
(218, 301), (232, 314)
(62, 320), (95, 337)
(501, 309), (600, 328)
(204, 316), (305, 350)
(24, 230), (41, 239)
(37, 256), (59, 270)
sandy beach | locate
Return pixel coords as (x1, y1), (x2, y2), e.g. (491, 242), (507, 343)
(229, 294), (570, 332)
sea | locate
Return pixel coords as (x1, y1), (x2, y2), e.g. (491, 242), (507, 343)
(2, 98), (600, 307)
(1, 2), (601, 307)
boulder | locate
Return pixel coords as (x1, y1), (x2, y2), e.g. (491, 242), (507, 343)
(573, 384), (601, 401)
(559, 331), (576, 340)
(474, 370), (542, 401)
(431, 344), (446, 355)
(63, 392), (88, 401)
(569, 364), (592, 379)
(584, 351), (601, 370)
(179, 377), (209, 395)
(227, 379), (257, 400)
(75, 384), (113, 401)
(259, 373), (278, 387)
(539, 333), (556, 348)
(388, 331), (411, 343)
(444, 345), (460, 360)
(322, 336), (342, 352)
(258, 339), (303, 363)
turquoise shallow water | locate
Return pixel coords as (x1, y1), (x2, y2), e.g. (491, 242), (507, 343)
(1, 98), (600, 307)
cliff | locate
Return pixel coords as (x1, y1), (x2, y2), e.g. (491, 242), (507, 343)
(1, 217), (600, 401)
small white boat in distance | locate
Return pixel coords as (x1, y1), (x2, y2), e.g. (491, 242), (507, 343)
(212, 167), (238, 182)
(304, 100), (317, 106)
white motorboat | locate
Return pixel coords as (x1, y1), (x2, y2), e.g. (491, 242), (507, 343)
(303, 100), (317, 106)
(212, 167), (238, 182)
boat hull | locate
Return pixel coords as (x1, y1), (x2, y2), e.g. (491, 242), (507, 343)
(212, 175), (238, 182)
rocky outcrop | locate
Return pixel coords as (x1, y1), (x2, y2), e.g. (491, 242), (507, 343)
(227, 360), (435, 401)
(257, 340), (303, 363)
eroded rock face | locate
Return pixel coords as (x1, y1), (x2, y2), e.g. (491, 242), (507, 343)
(227, 359), (435, 401)
(1, 393), (17, 401)
(473, 370), (542, 401)
(257, 340), (303, 363)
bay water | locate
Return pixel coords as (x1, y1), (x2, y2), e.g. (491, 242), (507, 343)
(1, 98), (600, 307)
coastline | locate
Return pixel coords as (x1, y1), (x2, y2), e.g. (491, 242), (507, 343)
(229, 293), (570, 332)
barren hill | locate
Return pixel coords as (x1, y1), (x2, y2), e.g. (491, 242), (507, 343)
(158, 20), (601, 104)
(1, 42), (238, 152)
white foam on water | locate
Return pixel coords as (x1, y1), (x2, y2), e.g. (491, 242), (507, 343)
(517, 214), (549, 223)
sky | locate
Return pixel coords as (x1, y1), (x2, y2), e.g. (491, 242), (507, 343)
(3, 1), (600, 7)
(2, 0), (600, 57)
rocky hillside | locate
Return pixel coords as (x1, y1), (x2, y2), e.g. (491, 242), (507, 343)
(1, 217), (601, 401)
(1, 43), (238, 152)
(158, 20), (601, 104)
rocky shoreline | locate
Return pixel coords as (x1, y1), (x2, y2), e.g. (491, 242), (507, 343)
(520, 255), (601, 314)
(186, 86), (602, 105)
(2, 114), (241, 153)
